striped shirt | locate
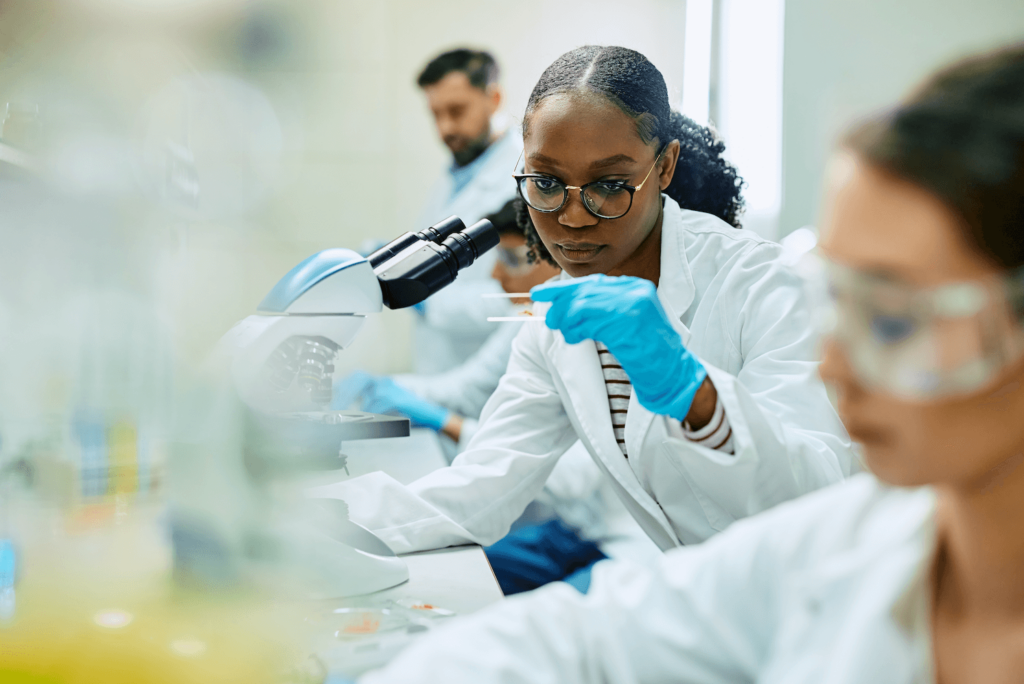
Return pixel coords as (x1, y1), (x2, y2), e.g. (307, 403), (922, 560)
(596, 342), (632, 456)
(595, 341), (735, 458)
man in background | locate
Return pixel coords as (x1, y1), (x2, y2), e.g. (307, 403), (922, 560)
(410, 48), (522, 374)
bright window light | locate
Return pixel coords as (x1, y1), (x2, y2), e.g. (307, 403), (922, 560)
(682, 0), (714, 124)
(717, 0), (786, 239)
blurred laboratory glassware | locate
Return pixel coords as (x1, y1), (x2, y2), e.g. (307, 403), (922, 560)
(0, 539), (15, 623)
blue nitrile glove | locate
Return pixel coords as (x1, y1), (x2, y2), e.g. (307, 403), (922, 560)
(331, 370), (379, 410)
(362, 377), (451, 432)
(531, 274), (707, 422)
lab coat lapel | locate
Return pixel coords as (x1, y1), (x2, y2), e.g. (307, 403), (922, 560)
(655, 197), (697, 324)
(444, 132), (520, 219)
(554, 337), (636, 483)
(552, 335), (676, 539)
(626, 198), (697, 456)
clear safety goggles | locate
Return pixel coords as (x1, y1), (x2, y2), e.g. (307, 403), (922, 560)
(495, 244), (533, 275)
(802, 254), (1024, 400)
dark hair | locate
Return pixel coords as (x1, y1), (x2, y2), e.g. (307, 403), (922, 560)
(486, 199), (521, 236)
(847, 43), (1024, 269)
(417, 49), (499, 91)
(516, 45), (745, 266)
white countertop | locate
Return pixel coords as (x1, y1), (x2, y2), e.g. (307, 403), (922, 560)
(302, 428), (456, 487)
(374, 545), (502, 614)
(301, 428), (504, 615)
(302, 429), (503, 676)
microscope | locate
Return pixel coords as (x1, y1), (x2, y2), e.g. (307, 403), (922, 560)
(173, 216), (497, 600)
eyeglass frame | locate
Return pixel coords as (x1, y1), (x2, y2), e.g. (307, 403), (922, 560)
(511, 147), (666, 220)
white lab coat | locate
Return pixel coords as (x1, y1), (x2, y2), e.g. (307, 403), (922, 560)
(395, 321), (521, 437)
(395, 321), (623, 545)
(413, 129), (523, 374)
(314, 196), (854, 553)
(360, 473), (939, 684)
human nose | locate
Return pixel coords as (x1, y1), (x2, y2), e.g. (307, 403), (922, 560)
(819, 335), (856, 393)
(435, 113), (455, 136)
(557, 188), (599, 228)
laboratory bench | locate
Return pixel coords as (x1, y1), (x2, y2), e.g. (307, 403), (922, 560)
(297, 428), (504, 676)
(300, 427), (504, 613)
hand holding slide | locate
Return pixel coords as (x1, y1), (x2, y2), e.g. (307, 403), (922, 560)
(530, 275), (708, 421)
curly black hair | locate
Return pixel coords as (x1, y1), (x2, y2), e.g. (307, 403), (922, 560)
(516, 45), (746, 266)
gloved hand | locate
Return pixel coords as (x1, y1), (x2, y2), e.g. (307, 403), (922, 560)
(334, 371), (451, 431)
(331, 370), (378, 410)
(531, 274), (708, 422)
(362, 377), (451, 431)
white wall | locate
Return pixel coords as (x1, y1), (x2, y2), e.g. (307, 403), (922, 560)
(0, 0), (692, 380)
(779, 0), (1024, 237)
(181, 0), (691, 375)
(24, 1), (1020, 377)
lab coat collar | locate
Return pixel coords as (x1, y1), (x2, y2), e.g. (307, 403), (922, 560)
(797, 484), (938, 677)
(656, 195), (697, 334)
(448, 128), (514, 174)
(800, 484), (936, 601)
(778, 483), (937, 679)
(546, 327), (678, 547)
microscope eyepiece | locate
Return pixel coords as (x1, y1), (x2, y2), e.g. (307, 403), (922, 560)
(462, 216), (501, 255)
(374, 218), (498, 309)
(366, 216), (466, 270)
(440, 218), (500, 271)
(416, 216), (465, 245)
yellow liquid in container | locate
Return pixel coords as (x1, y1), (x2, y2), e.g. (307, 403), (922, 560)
(0, 506), (317, 684)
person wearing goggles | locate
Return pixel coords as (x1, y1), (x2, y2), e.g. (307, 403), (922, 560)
(346, 44), (1024, 684)
(801, 241), (1024, 402)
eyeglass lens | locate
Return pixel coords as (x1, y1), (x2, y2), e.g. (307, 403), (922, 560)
(518, 177), (633, 219)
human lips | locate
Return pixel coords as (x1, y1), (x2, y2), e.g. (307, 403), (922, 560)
(556, 242), (605, 262)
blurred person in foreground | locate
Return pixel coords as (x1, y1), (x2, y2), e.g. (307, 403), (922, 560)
(409, 48), (523, 375)
(334, 200), (660, 595)
(349, 43), (1024, 684)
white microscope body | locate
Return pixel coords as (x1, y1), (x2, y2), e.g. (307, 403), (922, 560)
(225, 249), (382, 415)
(204, 216), (497, 600)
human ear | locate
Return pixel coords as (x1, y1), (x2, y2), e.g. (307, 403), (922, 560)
(486, 85), (502, 115)
(658, 139), (681, 190)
